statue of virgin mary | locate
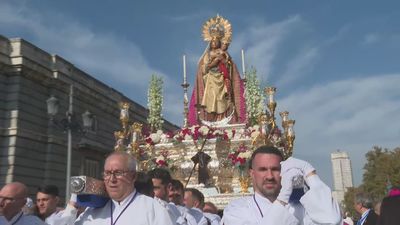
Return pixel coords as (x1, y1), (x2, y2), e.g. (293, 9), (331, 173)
(188, 15), (246, 126)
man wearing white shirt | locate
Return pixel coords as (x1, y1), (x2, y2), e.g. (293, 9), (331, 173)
(36, 185), (64, 224)
(169, 180), (198, 225)
(148, 168), (187, 225)
(64, 151), (174, 225)
(202, 202), (221, 225)
(222, 146), (342, 225)
(184, 188), (208, 225)
(0, 182), (46, 225)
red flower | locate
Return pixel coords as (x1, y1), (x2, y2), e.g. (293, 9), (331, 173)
(145, 137), (154, 145)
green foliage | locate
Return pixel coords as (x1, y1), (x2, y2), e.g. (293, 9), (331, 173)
(244, 67), (264, 126)
(343, 187), (361, 220)
(342, 146), (400, 220)
(361, 146), (400, 200)
(147, 74), (164, 132)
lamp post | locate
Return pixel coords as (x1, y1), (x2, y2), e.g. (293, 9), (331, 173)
(46, 85), (93, 200)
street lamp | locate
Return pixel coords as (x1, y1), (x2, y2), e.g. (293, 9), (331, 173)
(46, 85), (94, 200)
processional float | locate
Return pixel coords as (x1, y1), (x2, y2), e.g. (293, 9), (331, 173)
(70, 15), (296, 209)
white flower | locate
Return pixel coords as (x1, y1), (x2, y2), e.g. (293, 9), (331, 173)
(150, 133), (161, 144)
(213, 130), (223, 136)
(184, 135), (192, 140)
(199, 126), (209, 135)
(160, 133), (169, 143)
(226, 130), (233, 139)
(156, 155), (164, 162)
(238, 151), (252, 159)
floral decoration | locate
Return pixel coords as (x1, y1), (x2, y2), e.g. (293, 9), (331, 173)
(227, 143), (252, 174)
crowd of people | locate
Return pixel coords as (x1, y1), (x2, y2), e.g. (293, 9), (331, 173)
(0, 145), (398, 225)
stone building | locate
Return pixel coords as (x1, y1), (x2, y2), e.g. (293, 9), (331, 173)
(0, 36), (178, 199)
(331, 150), (354, 204)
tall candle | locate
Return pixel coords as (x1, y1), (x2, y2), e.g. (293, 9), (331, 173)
(241, 49), (246, 78)
(183, 54), (187, 84)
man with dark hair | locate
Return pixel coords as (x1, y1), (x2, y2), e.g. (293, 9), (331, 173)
(354, 192), (378, 225)
(134, 171), (154, 197)
(168, 180), (198, 225)
(148, 168), (173, 201)
(148, 168), (187, 225)
(36, 185), (61, 223)
(184, 188), (207, 225)
(222, 145), (341, 225)
(169, 179), (184, 206)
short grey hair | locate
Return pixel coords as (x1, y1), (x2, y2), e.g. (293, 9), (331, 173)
(105, 151), (137, 172)
(354, 192), (373, 209)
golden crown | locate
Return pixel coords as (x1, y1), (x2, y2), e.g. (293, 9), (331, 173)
(202, 15), (232, 44)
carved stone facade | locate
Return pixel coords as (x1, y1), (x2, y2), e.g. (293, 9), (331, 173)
(0, 35), (178, 199)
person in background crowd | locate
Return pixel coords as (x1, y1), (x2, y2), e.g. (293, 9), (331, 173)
(168, 179), (185, 206)
(343, 211), (354, 225)
(222, 145), (341, 225)
(184, 188), (208, 225)
(354, 192), (378, 225)
(36, 185), (63, 224)
(0, 182), (46, 225)
(148, 168), (186, 225)
(134, 171), (154, 197)
(202, 201), (221, 225)
(168, 180), (198, 225)
(203, 202), (218, 214)
(377, 187), (400, 225)
(62, 151), (174, 225)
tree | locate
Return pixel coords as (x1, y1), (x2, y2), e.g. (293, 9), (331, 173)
(147, 74), (164, 132)
(244, 67), (264, 126)
(343, 187), (361, 220)
(342, 146), (400, 220)
(361, 146), (400, 200)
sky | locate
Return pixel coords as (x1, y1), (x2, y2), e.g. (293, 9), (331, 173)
(1, 0), (399, 188)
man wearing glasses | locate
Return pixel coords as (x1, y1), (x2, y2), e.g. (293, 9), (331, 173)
(0, 182), (45, 225)
(66, 151), (174, 225)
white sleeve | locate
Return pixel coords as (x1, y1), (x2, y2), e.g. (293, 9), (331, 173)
(300, 175), (342, 225)
(54, 204), (78, 225)
(152, 200), (175, 225)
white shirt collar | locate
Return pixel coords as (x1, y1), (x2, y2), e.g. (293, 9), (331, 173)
(111, 189), (136, 208)
(360, 209), (370, 221)
(254, 191), (274, 205)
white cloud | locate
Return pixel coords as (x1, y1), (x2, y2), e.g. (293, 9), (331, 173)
(278, 74), (400, 186)
(363, 33), (380, 45)
(0, 1), (163, 93)
(277, 46), (319, 87)
(232, 15), (304, 83)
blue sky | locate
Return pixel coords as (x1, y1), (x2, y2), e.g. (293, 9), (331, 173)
(1, 0), (400, 188)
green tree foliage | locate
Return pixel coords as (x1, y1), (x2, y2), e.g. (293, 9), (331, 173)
(342, 146), (400, 220)
(343, 187), (361, 220)
(147, 74), (164, 132)
(361, 146), (400, 200)
(244, 67), (264, 126)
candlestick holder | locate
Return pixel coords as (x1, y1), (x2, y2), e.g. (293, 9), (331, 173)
(181, 82), (190, 128)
